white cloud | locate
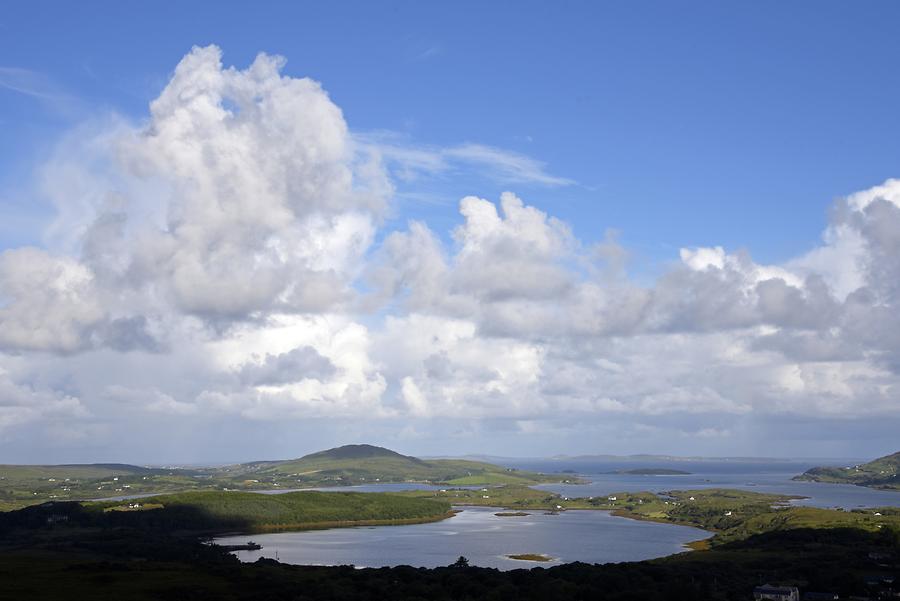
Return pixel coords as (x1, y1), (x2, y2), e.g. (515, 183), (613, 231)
(358, 133), (574, 187)
(2, 45), (900, 459)
(0, 247), (104, 352)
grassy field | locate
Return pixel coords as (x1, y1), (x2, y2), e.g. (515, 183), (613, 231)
(0, 445), (576, 510)
(400, 485), (900, 547)
(83, 490), (454, 532)
(795, 450), (900, 490)
(225, 445), (572, 488)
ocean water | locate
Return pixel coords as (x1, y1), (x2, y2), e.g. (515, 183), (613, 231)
(502, 458), (900, 509)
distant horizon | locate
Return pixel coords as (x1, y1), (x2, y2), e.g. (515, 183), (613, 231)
(1, 442), (884, 468)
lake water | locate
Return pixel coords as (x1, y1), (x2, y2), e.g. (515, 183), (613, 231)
(208, 458), (900, 569)
(214, 505), (709, 570)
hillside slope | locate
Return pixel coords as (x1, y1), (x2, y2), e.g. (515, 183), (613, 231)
(794, 451), (900, 490)
(224, 444), (565, 487)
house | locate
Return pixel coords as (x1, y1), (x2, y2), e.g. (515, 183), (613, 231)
(724, 511), (732, 516)
(802, 593), (838, 601)
(607, 496), (617, 501)
(753, 584), (799, 601)
(46, 514), (69, 525)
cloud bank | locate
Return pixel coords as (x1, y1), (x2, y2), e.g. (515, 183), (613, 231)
(1, 46), (899, 460)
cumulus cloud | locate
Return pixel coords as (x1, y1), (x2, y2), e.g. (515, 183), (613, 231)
(25, 44), (390, 341)
(239, 346), (336, 386)
(1, 44), (900, 459)
(0, 247), (104, 352)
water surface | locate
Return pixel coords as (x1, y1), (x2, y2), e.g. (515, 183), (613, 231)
(215, 505), (708, 570)
(508, 459), (900, 509)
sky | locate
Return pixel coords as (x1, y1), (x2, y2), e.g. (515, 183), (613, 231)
(1, 1), (900, 463)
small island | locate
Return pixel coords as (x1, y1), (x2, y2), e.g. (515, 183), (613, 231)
(494, 511), (530, 517)
(506, 553), (554, 562)
(612, 468), (692, 475)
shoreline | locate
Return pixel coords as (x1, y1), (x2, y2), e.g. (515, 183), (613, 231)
(213, 509), (460, 538)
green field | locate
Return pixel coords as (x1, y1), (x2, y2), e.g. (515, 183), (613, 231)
(400, 485), (900, 547)
(0, 444), (577, 510)
(90, 490), (453, 531)
(226, 444), (571, 488)
(795, 450), (900, 490)
(0, 489), (452, 536)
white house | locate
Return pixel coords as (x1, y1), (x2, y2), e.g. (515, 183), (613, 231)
(753, 584), (799, 601)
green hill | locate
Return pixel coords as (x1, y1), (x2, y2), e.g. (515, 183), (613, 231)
(225, 444), (564, 488)
(793, 451), (900, 490)
(0, 445), (578, 510)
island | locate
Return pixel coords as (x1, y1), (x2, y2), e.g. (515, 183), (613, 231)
(506, 553), (554, 562)
(793, 450), (900, 491)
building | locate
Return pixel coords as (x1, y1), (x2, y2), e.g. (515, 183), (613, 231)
(753, 584), (800, 601)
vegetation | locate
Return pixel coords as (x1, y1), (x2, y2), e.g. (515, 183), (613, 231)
(0, 483), (897, 599)
(225, 444), (573, 488)
(794, 451), (900, 490)
(0, 522), (896, 600)
(0, 463), (226, 510)
(401, 485), (900, 548)
(0, 490), (452, 539)
(0, 444), (577, 510)
(506, 553), (554, 562)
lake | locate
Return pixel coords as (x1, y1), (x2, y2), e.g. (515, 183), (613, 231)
(214, 505), (709, 570)
(211, 458), (900, 569)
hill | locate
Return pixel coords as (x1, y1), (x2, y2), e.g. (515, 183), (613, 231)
(0, 445), (578, 510)
(794, 451), (900, 490)
(225, 444), (567, 488)
(302, 444), (424, 462)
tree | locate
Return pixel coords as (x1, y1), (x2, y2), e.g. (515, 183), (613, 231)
(450, 556), (469, 568)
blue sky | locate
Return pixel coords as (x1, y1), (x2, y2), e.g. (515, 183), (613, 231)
(2, 2), (900, 462)
(5, 1), (900, 264)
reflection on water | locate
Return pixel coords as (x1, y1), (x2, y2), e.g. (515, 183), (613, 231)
(215, 505), (709, 570)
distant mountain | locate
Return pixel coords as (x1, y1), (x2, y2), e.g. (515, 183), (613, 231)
(794, 451), (900, 490)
